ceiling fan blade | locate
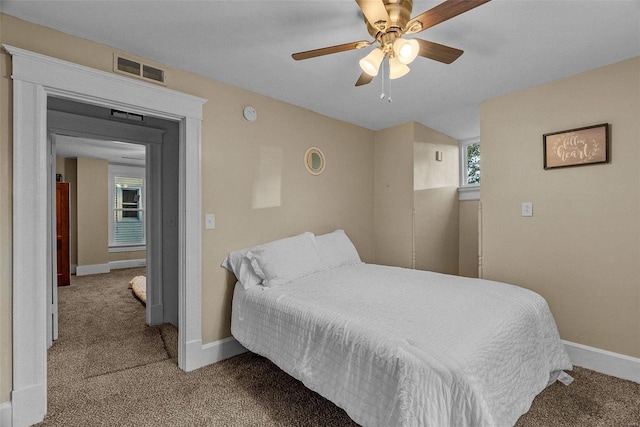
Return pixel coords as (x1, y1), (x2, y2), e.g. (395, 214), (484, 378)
(405, 0), (491, 34)
(355, 0), (391, 31)
(292, 40), (372, 61)
(416, 39), (463, 64)
(355, 72), (375, 86)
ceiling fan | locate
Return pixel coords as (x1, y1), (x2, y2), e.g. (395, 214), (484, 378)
(292, 0), (491, 86)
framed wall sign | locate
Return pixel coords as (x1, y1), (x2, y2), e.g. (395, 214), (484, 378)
(543, 123), (609, 169)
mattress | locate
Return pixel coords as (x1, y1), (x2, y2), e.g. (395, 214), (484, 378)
(231, 263), (572, 427)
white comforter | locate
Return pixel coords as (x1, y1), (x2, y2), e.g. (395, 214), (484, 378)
(231, 264), (572, 427)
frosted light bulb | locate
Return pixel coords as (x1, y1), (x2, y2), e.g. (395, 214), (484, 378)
(393, 38), (419, 65)
(359, 48), (385, 76)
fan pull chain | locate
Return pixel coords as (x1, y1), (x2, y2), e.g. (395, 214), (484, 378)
(380, 58), (392, 103)
(387, 72), (392, 103)
(380, 59), (386, 100)
(385, 58), (392, 103)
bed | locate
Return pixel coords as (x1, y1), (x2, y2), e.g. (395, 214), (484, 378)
(224, 230), (572, 427)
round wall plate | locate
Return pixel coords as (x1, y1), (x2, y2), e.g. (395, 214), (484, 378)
(242, 106), (257, 122)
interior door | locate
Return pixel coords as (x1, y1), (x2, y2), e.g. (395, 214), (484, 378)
(56, 182), (71, 286)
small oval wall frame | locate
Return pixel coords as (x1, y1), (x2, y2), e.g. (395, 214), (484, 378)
(304, 147), (325, 175)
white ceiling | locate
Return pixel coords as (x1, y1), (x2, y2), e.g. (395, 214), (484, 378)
(3, 0), (639, 140)
(55, 135), (146, 167)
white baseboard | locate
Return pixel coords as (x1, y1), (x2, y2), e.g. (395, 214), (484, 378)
(200, 336), (247, 367)
(75, 263), (110, 276)
(109, 259), (146, 270)
(75, 260), (145, 276)
(10, 383), (46, 427)
(563, 340), (640, 383)
(0, 401), (11, 427)
(184, 337), (247, 372)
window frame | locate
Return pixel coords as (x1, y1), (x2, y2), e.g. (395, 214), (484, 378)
(108, 164), (146, 251)
(459, 137), (480, 201)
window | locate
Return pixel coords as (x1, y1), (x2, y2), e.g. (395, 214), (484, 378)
(459, 138), (480, 200)
(465, 141), (481, 185)
(109, 165), (145, 250)
(120, 187), (141, 219)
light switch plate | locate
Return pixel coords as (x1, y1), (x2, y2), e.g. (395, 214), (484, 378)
(521, 202), (533, 217)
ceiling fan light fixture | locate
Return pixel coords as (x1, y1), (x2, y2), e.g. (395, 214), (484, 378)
(393, 38), (419, 64)
(389, 57), (410, 79)
(291, 0), (492, 88)
(359, 48), (385, 76)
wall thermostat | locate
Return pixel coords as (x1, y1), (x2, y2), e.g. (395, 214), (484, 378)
(242, 106), (257, 123)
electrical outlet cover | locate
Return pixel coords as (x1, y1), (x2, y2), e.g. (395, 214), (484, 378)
(521, 202), (533, 217)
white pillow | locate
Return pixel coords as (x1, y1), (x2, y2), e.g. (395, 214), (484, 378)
(314, 229), (362, 269)
(246, 232), (325, 287)
(221, 248), (263, 289)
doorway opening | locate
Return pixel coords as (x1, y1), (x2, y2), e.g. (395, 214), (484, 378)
(47, 97), (181, 337)
(47, 97), (182, 390)
(8, 44), (206, 426)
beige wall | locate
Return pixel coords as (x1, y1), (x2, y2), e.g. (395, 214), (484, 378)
(204, 99), (375, 339)
(373, 122), (460, 273)
(55, 158), (65, 179)
(76, 158), (109, 268)
(480, 57), (640, 358)
(458, 200), (479, 278)
(413, 123), (459, 274)
(374, 123), (415, 267)
(0, 13), (376, 401)
(65, 158), (78, 267)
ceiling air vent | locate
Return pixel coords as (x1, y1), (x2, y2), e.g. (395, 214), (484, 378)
(114, 54), (166, 85)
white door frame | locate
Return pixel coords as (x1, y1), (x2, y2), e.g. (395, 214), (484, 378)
(48, 132), (58, 348)
(5, 45), (206, 427)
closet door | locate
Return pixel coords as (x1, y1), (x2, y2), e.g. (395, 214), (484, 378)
(56, 182), (71, 286)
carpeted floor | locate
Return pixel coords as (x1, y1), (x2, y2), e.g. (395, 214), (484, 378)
(38, 268), (639, 426)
